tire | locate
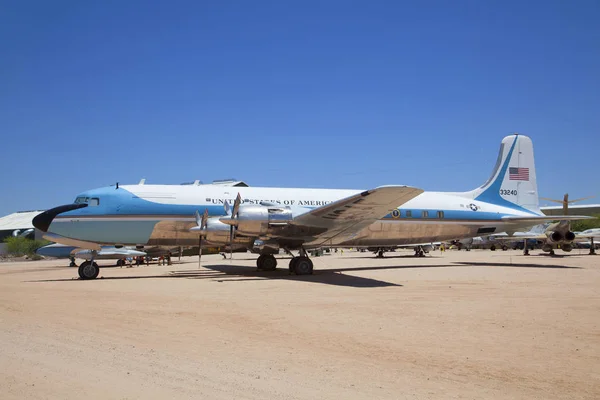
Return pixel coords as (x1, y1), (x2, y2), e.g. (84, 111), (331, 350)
(261, 255), (277, 271)
(490, 245), (496, 251)
(289, 257), (298, 271)
(78, 261), (99, 280)
(116, 259), (125, 267)
(256, 255), (265, 270)
(293, 257), (313, 275)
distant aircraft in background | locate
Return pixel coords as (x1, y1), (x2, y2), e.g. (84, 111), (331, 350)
(456, 223), (549, 251)
(36, 243), (147, 267)
(540, 194), (595, 215)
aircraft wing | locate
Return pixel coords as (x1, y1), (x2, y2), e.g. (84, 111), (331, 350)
(492, 234), (545, 241)
(501, 215), (593, 224)
(291, 185), (424, 246)
(42, 232), (101, 251)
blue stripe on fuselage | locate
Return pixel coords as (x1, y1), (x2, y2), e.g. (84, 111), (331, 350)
(383, 209), (511, 221)
(60, 187), (525, 223)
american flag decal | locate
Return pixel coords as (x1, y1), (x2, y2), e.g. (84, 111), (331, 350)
(509, 167), (529, 181)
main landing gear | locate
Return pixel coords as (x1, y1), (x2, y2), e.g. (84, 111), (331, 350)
(288, 248), (313, 275)
(78, 260), (100, 280)
(414, 246), (426, 257)
(256, 254), (278, 271)
(288, 256), (313, 275)
(256, 249), (314, 275)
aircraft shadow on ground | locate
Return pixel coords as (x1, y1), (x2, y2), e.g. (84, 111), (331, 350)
(27, 259), (581, 286)
(175, 264), (405, 288)
(28, 264), (446, 288)
(349, 254), (442, 260)
(452, 261), (582, 269)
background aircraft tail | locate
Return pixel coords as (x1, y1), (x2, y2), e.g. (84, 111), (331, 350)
(460, 134), (541, 214)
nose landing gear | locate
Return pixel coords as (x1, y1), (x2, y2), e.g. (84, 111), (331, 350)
(78, 260), (99, 280)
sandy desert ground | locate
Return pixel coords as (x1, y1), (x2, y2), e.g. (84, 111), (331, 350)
(1, 249), (599, 399)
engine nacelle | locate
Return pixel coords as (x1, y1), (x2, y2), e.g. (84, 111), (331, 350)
(233, 205), (293, 236)
(564, 231), (576, 242)
(546, 231), (563, 243)
(204, 218), (231, 244)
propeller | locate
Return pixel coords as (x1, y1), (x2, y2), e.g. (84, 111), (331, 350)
(222, 193), (242, 261)
(194, 208), (209, 268)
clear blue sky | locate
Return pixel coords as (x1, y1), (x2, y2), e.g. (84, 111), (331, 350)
(1, 0), (598, 215)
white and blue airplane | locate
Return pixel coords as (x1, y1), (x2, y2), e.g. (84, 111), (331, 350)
(33, 134), (588, 280)
(36, 243), (147, 267)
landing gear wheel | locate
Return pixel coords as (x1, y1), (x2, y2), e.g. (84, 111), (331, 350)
(549, 249), (555, 256)
(502, 245), (508, 251)
(292, 256), (313, 275)
(256, 255), (265, 269)
(116, 259), (125, 267)
(78, 261), (99, 280)
(260, 255), (277, 271)
(490, 245), (496, 251)
(289, 257), (298, 272)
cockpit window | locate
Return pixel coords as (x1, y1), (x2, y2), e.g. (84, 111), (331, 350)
(74, 196), (100, 206)
(74, 196), (88, 204)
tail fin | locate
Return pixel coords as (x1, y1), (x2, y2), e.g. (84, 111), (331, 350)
(461, 134), (540, 214)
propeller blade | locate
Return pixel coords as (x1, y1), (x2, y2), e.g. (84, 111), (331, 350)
(198, 234), (203, 268)
(231, 193), (242, 219)
(196, 208), (209, 268)
(224, 200), (231, 216)
(568, 196), (595, 204)
(229, 225), (234, 261)
(539, 197), (564, 204)
(201, 208), (209, 229)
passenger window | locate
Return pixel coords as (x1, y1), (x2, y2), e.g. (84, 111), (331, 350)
(422, 211), (429, 218)
(405, 210), (412, 218)
(437, 211), (444, 219)
(89, 198), (100, 206)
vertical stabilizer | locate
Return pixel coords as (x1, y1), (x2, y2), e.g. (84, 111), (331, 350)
(461, 134), (540, 214)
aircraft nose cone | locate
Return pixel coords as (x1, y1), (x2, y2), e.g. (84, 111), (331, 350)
(32, 204), (88, 232)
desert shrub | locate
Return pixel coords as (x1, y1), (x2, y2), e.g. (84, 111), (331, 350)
(3, 236), (49, 257)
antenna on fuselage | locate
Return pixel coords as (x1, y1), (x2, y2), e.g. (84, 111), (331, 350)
(116, 182), (119, 189)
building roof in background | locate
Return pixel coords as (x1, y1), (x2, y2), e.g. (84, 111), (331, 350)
(0, 210), (44, 231)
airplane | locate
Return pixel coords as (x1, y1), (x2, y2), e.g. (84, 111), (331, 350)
(36, 243), (147, 267)
(456, 224), (549, 251)
(540, 194), (595, 215)
(32, 134), (590, 280)
(574, 228), (600, 255)
(496, 196), (600, 256)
